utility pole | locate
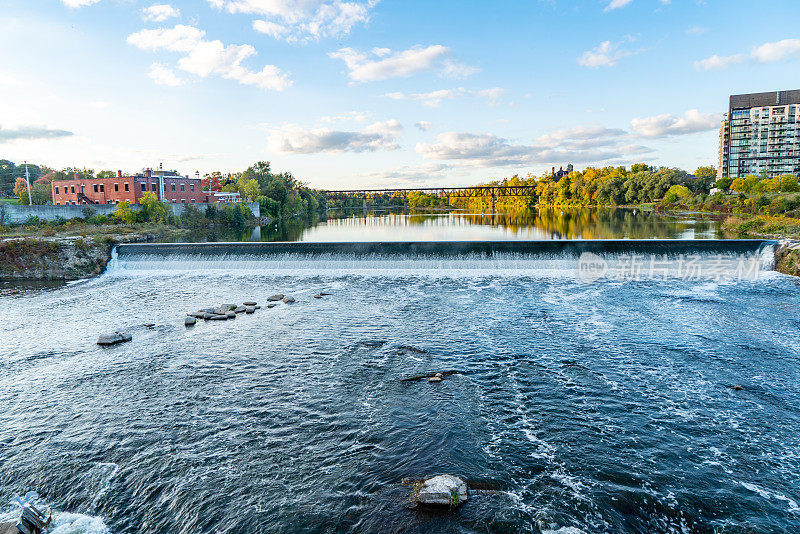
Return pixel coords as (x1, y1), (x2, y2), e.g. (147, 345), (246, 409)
(23, 161), (32, 205)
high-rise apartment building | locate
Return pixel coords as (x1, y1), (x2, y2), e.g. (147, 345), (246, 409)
(718, 90), (800, 180)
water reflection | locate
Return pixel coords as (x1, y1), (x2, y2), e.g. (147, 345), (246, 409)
(180, 208), (724, 242)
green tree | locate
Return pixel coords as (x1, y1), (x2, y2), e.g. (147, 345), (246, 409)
(138, 192), (171, 223)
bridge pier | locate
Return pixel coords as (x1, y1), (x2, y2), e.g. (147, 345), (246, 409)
(363, 197), (367, 216)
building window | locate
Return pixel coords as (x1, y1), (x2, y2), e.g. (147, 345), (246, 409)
(140, 183), (146, 192)
(171, 184), (176, 192)
(94, 184), (99, 193)
(180, 184), (185, 192)
(190, 184), (194, 192)
(71, 186), (75, 193)
(151, 184), (157, 192)
(124, 183), (129, 192)
(182, 199), (186, 203)
(55, 186), (59, 194)
(114, 183), (119, 192)
(99, 184), (104, 192)
(191, 199), (195, 203)
(56, 202), (60, 205)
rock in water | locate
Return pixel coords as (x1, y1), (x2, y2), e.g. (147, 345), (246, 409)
(234, 306), (246, 313)
(243, 301), (257, 306)
(266, 303), (277, 309)
(226, 311), (236, 319)
(283, 296), (295, 304)
(313, 294), (323, 299)
(245, 306), (255, 314)
(428, 376), (442, 383)
(254, 305), (262, 309)
(185, 316), (196, 326)
(97, 332), (132, 346)
(267, 294), (284, 302)
(209, 315), (227, 321)
(416, 475), (468, 506)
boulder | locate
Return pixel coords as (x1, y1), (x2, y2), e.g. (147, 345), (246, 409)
(209, 315), (227, 321)
(213, 307), (228, 315)
(428, 376), (442, 383)
(190, 312), (206, 319)
(313, 294), (323, 299)
(202, 313), (214, 320)
(143, 323), (156, 328)
(319, 292), (332, 296)
(243, 301), (257, 306)
(97, 332), (132, 346)
(254, 305), (262, 309)
(234, 306), (246, 313)
(245, 306), (255, 314)
(416, 475), (467, 507)
(267, 294), (284, 302)
(226, 311), (236, 319)
(283, 296), (295, 304)
(185, 316), (197, 326)
(267, 303), (277, 309)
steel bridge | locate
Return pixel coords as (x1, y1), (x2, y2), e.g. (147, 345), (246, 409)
(323, 185), (537, 200)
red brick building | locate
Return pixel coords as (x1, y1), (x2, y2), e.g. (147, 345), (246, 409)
(52, 170), (209, 205)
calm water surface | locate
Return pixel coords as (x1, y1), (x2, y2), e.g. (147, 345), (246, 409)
(1, 242), (799, 533)
(184, 208), (725, 243)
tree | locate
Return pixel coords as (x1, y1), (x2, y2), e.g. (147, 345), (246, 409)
(663, 184), (692, 203)
(237, 178), (260, 202)
(138, 192), (171, 223)
(112, 201), (137, 224)
(97, 170), (116, 179)
(715, 177), (733, 192)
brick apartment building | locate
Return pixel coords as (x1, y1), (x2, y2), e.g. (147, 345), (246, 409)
(52, 169), (209, 205)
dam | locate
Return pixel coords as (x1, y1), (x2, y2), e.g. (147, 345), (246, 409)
(1, 239), (799, 533)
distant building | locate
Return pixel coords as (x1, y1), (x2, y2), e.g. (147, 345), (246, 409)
(718, 90), (800, 180)
(51, 168), (207, 205)
(551, 164), (574, 182)
(211, 191), (241, 204)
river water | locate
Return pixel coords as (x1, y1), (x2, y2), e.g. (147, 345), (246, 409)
(1, 216), (799, 534)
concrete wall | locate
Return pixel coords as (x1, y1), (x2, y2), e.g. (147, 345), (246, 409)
(0, 201), (259, 224)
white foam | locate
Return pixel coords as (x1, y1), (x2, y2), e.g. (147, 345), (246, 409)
(740, 481), (800, 514)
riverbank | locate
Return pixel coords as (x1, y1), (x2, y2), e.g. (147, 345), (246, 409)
(0, 225), (188, 280)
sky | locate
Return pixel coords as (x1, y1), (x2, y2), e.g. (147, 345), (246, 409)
(1, 0), (799, 189)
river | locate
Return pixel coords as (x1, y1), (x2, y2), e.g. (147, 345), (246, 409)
(1, 211), (799, 533)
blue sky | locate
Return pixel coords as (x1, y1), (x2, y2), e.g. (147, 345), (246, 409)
(1, 0), (799, 188)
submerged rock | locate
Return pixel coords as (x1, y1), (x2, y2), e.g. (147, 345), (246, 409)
(97, 332), (132, 346)
(415, 475), (468, 506)
(185, 316), (196, 326)
(267, 303), (277, 309)
(400, 371), (459, 382)
(243, 301), (257, 306)
(234, 306), (246, 313)
(732, 385), (744, 391)
(428, 376), (442, 383)
(226, 311), (236, 319)
(209, 315), (227, 321)
(267, 294), (284, 302)
(143, 323), (156, 328)
(313, 294), (323, 299)
(283, 296), (295, 304)
(245, 306), (255, 314)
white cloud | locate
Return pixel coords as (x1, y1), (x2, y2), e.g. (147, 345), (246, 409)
(142, 4), (181, 22)
(416, 126), (652, 168)
(329, 45), (477, 82)
(212, 0), (377, 42)
(0, 125), (74, 143)
(384, 87), (503, 107)
(252, 20), (290, 39)
(630, 109), (719, 138)
(578, 40), (640, 68)
(604, 0), (633, 11)
(320, 111), (371, 123)
(686, 26), (707, 36)
(148, 63), (184, 86)
(415, 121), (432, 131)
(751, 38), (800, 63)
(61, 0), (101, 7)
(127, 25), (291, 90)
(695, 38), (800, 70)
(268, 120), (402, 153)
(693, 54), (745, 71)
(355, 163), (452, 186)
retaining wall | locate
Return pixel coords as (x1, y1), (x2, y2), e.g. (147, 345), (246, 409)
(0, 202), (259, 223)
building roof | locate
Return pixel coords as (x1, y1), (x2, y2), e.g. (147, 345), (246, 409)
(730, 90), (800, 110)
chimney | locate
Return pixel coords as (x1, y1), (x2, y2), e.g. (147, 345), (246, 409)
(117, 170), (122, 178)
(145, 169), (152, 178)
(552, 167), (555, 175)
